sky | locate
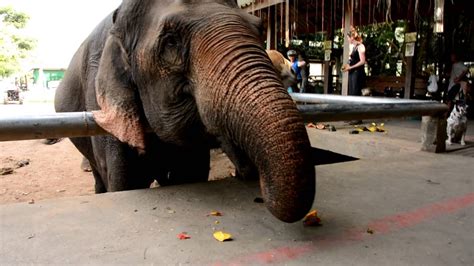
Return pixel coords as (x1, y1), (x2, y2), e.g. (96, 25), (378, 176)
(0, 0), (122, 69)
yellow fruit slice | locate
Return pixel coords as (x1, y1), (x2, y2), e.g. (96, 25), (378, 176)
(213, 231), (232, 242)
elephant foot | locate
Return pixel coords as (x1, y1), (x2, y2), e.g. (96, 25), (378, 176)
(91, 169), (107, 193)
(81, 157), (92, 172)
(42, 138), (63, 145)
(94, 183), (107, 193)
(234, 164), (258, 181)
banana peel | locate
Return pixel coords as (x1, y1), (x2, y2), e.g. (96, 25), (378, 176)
(373, 123), (386, 132)
(354, 123), (386, 133)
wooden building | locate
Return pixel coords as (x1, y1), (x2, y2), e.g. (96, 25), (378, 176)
(237, 0), (474, 98)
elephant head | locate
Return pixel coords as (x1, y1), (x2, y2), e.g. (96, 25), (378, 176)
(266, 49), (297, 90)
(92, 0), (315, 222)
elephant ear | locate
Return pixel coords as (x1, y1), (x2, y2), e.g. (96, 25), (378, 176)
(92, 35), (146, 151)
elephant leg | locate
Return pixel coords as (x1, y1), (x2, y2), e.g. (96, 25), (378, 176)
(91, 168), (107, 193)
(218, 138), (258, 180)
(69, 136), (108, 193)
(69, 136), (103, 179)
(106, 146), (153, 191)
(91, 136), (153, 192)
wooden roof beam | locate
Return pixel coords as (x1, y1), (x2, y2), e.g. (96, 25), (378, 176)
(241, 0), (285, 12)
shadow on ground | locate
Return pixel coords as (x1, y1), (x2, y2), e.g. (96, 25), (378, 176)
(311, 147), (358, 165)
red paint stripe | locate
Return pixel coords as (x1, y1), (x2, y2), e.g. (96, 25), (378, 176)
(368, 192), (474, 234)
(213, 192), (474, 265)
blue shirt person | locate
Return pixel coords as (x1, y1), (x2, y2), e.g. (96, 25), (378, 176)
(287, 50), (307, 93)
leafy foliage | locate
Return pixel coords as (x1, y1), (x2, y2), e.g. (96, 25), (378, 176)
(278, 33), (326, 60)
(0, 6), (36, 78)
(359, 21), (406, 76)
(0, 6), (29, 29)
(416, 20), (441, 73)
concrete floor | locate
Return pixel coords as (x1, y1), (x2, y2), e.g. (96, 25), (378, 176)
(1, 119), (473, 265)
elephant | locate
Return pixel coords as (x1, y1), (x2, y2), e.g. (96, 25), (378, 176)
(266, 50), (297, 90)
(54, 0), (315, 223)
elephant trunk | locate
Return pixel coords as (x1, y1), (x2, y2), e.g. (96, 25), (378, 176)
(192, 22), (315, 222)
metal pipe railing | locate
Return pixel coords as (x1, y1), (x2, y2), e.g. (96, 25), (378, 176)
(290, 93), (448, 153)
(290, 93), (438, 104)
(296, 102), (447, 122)
(0, 112), (107, 141)
(291, 93), (448, 122)
(0, 95), (448, 143)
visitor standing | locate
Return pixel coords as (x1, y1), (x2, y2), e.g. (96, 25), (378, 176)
(446, 52), (468, 112)
(343, 27), (366, 96)
(287, 49), (307, 93)
(343, 27), (367, 125)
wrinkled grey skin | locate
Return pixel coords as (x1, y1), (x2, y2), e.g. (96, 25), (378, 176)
(55, 0), (315, 222)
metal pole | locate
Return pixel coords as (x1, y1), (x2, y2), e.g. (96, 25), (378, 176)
(296, 102), (447, 122)
(0, 95), (448, 147)
(0, 112), (108, 141)
(290, 92), (444, 104)
(292, 93), (448, 153)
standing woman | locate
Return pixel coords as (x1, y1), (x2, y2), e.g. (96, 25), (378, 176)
(343, 27), (366, 96)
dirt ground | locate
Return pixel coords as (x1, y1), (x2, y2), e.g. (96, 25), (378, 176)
(0, 138), (235, 205)
(0, 139), (94, 204)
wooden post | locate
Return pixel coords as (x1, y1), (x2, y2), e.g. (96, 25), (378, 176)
(437, 0), (448, 78)
(285, 0), (290, 47)
(341, 0), (351, 96)
(266, 7), (272, 50)
(403, 0), (417, 99)
(323, 0), (336, 94)
(274, 4), (278, 49)
(404, 55), (416, 99)
(323, 48), (332, 94)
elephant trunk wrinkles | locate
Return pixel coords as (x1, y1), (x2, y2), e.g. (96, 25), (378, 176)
(193, 24), (315, 222)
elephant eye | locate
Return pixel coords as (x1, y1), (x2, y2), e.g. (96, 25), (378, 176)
(159, 33), (184, 68)
(166, 37), (178, 47)
(161, 33), (180, 49)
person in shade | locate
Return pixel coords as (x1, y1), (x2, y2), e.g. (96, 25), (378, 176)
(445, 52), (468, 114)
(343, 26), (367, 125)
(287, 49), (307, 93)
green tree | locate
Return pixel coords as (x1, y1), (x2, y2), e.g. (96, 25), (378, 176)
(0, 6), (36, 78)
